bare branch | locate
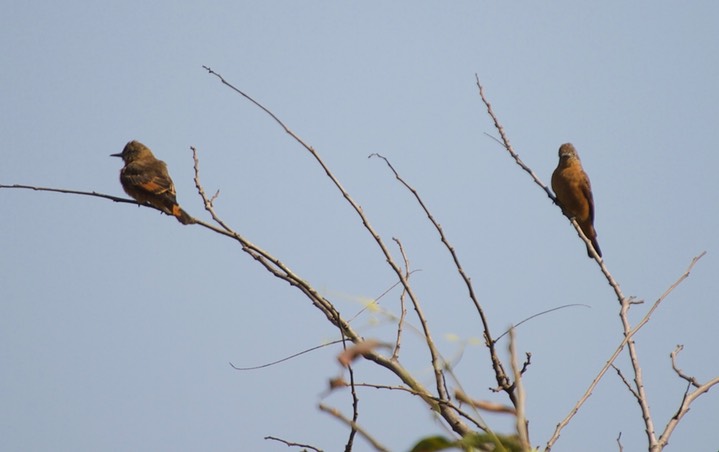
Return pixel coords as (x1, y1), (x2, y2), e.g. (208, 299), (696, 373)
(611, 364), (640, 399)
(203, 66), (470, 435)
(670, 345), (701, 388)
(0, 183), (137, 204)
(230, 339), (344, 371)
(454, 390), (516, 415)
(391, 237), (451, 411)
(344, 360), (359, 451)
(656, 348), (719, 449)
(202, 69), (471, 435)
(509, 328), (530, 450)
(495, 304), (590, 342)
(265, 436), (323, 451)
(545, 252), (706, 451)
(368, 152), (513, 402)
(474, 76), (555, 202)
(318, 404), (390, 452)
(391, 238), (410, 361)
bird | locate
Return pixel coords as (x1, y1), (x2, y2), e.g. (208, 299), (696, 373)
(111, 140), (194, 225)
(551, 143), (601, 258)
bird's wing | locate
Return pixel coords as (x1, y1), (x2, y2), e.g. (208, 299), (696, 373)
(121, 162), (177, 197)
(581, 173), (595, 223)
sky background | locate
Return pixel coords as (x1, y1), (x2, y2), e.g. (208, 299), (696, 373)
(2, 2), (718, 451)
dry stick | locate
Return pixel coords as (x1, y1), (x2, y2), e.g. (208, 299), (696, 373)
(0, 184), (139, 204)
(474, 77), (554, 202)
(348, 272), (418, 323)
(494, 304), (590, 342)
(368, 153), (514, 400)
(611, 364), (641, 400)
(230, 339), (344, 371)
(367, 155), (519, 438)
(509, 328), (530, 451)
(191, 147), (345, 327)
(344, 361), (359, 452)
(203, 66), (470, 436)
(392, 237), (451, 403)
(232, 270), (414, 371)
(348, 382), (486, 432)
(656, 348), (719, 450)
(193, 145), (360, 451)
(264, 436), (323, 452)
(391, 238), (410, 361)
(544, 252), (706, 451)
(318, 404), (390, 452)
(669, 345), (700, 388)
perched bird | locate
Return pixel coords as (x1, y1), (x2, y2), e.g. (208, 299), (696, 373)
(111, 140), (194, 225)
(551, 143), (601, 258)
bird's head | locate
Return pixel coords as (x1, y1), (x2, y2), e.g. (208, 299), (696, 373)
(558, 142), (579, 161)
(110, 140), (154, 163)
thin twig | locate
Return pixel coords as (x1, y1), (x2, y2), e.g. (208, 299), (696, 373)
(368, 153), (513, 400)
(611, 364), (640, 399)
(265, 436), (323, 451)
(347, 271), (421, 323)
(509, 328), (530, 450)
(391, 238), (410, 361)
(230, 339), (345, 371)
(454, 390), (515, 415)
(318, 404), (390, 452)
(545, 252), (706, 451)
(494, 304), (591, 342)
(656, 349), (719, 449)
(669, 345), (701, 388)
(344, 359), (359, 452)
(203, 66), (471, 435)
(392, 237), (450, 408)
(1, 184), (151, 205)
(475, 77), (555, 202)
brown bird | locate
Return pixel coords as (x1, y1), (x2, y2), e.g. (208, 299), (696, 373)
(111, 140), (194, 225)
(551, 143), (601, 258)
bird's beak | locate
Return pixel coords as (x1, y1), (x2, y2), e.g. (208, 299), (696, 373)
(110, 153), (122, 158)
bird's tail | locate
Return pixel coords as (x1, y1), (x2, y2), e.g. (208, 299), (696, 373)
(586, 237), (602, 258)
(171, 205), (195, 225)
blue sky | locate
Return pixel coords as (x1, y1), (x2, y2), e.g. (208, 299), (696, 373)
(2, 2), (718, 451)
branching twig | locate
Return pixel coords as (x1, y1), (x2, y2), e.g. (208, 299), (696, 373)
(669, 345), (700, 388)
(391, 237), (450, 410)
(368, 153), (513, 402)
(265, 436), (323, 451)
(230, 339), (344, 371)
(611, 364), (640, 399)
(454, 390), (515, 415)
(474, 75), (714, 452)
(509, 328), (530, 450)
(203, 66), (470, 436)
(545, 253), (706, 451)
(0, 184), (138, 204)
(344, 360), (359, 452)
(474, 77), (555, 202)
(391, 239), (409, 361)
(656, 348), (719, 450)
(494, 304), (590, 342)
(318, 404), (389, 452)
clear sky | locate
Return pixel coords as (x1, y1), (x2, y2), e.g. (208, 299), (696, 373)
(2, 2), (718, 451)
